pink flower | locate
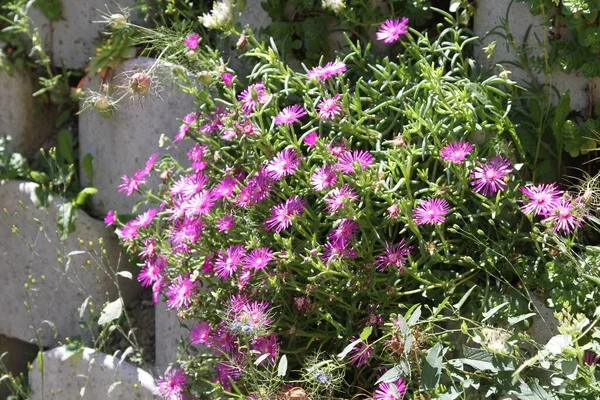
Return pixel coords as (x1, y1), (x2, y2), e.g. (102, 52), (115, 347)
(117, 174), (145, 196)
(104, 210), (117, 225)
(265, 196), (305, 232)
(375, 240), (412, 272)
(376, 17), (409, 44)
(137, 255), (166, 287)
(303, 131), (318, 147)
(266, 148), (302, 180)
(183, 33), (200, 50)
(215, 244), (247, 278)
(307, 61), (347, 81)
(311, 165), (338, 191)
(412, 198), (450, 225)
(222, 73), (233, 86)
(182, 190), (216, 216)
(470, 156), (513, 196)
(120, 222), (138, 240)
(324, 184), (358, 214)
(543, 197), (584, 233)
(143, 152), (159, 175)
(213, 176), (238, 199)
(317, 94), (343, 120)
(216, 214), (235, 231)
(131, 208), (158, 228)
(374, 378), (407, 400)
(156, 367), (187, 399)
(152, 276), (166, 304)
(348, 337), (373, 367)
(139, 238), (157, 260)
(252, 334), (279, 364)
(238, 82), (271, 113)
(274, 104), (307, 125)
(328, 139), (348, 157)
(329, 219), (360, 247)
(243, 247), (274, 270)
(187, 143), (208, 171)
(336, 150), (374, 174)
(519, 183), (563, 216)
(321, 241), (357, 263)
(440, 141), (474, 163)
(166, 273), (197, 309)
(168, 217), (204, 253)
(190, 322), (211, 345)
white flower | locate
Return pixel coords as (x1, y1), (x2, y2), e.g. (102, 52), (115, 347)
(322, 0), (345, 14)
(200, 0), (234, 29)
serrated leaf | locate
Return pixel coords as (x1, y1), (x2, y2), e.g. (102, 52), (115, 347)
(277, 355), (287, 376)
(482, 302), (509, 322)
(98, 298), (123, 325)
(421, 342), (445, 389)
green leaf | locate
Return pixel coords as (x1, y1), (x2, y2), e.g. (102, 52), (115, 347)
(460, 346), (498, 372)
(73, 187), (98, 207)
(552, 90), (570, 155)
(98, 298), (124, 325)
(360, 326), (373, 341)
(277, 355), (287, 376)
(449, 0), (462, 12)
(56, 202), (76, 239)
(407, 305), (422, 326)
(57, 130), (73, 164)
(30, 171), (51, 184)
(376, 363), (407, 385)
(338, 338), (362, 360)
(82, 154), (94, 186)
(558, 358), (578, 380)
(34, 0), (63, 21)
(482, 302), (509, 322)
(508, 313), (537, 326)
(454, 285), (476, 311)
(421, 343), (445, 389)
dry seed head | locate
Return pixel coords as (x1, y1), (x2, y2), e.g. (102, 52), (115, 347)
(129, 72), (152, 95)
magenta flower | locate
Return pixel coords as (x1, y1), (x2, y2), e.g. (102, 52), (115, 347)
(303, 131), (319, 147)
(328, 139), (348, 157)
(190, 321), (211, 345)
(187, 143), (208, 170)
(213, 176), (238, 199)
(238, 82), (271, 113)
(104, 210), (117, 225)
(324, 184), (358, 214)
(214, 244), (247, 278)
(329, 219), (360, 247)
(243, 247), (274, 270)
(131, 208), (158, 228)
(375, 240), (412, 272)
(216, 214), (235, 231)
(374, 378), (408, 400)
(182, 190), (216, 216)
(348, 337), (373, 367)
(321, 241), (358, 263)
(156, 367), (187, 399)
(168, 217), (204, 253)
(139, 238), (157, 260)
(265, 196), (305, 232)
(120, 222), (138, 240)
(307, 61), (347, 81)
(137, 255), (166, 287)
(274, 104), (307, 125)
(183, 33), (200, 50)
(336, 150), (374, 173)
(412, 198), (450, 225)
(166, 273), (197, 309)
(584, 351), (600, 366)
(143, 152), (159, 175)
(266, 148), (302, 180)
(376, 17), (409, 44)
(543, 197), (584, 233)
(311, 164), (338, 191)
(222, 73), (233, 86)
(252, 333), (280, 364)
(152, 276), (165, 304)
(440, 141), (474, 163)
(216, 360), (242, 390)
(231, 300), (272, 335)
(117, 174), (145, 196)
(470, 156), (513, 196)
(317, 94), (343, 120)
(519, 183), (563, 216)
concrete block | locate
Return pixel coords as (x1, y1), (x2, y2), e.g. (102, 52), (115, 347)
(78, 57), (196, 217)
(529, 292), (559, 346)
(29, 346), (158, 400)
(155, 298), (188, 374)
(237, 0), (271, 31)
(0, 69), (54, 155)
(0, 334), (38, 399)
(0, 180), (140, 347)
(28, 0), (139, 69)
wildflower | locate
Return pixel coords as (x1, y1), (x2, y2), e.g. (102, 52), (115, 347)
(200, 0), (234, 29)
(336, 150), (374, 174)
(222, 73), (233, 86)
(131, 208), (158, 228)
(129, 72), (152, 95)
(439, 141), (474, 163)
(182, 190), (216, 216)
(168, 217), (204, 253)
(238, 82), (271, 113)
(375, 240), (412, 272)
(104, 210), (117, 225)
(252, 334), (280, 364)
(324, 184), (358, 214)
(275, 104), (308, 125)
(412, 198), (450, 225)
(307, 61), (347, 81)
(213, 176), (238, 199)
(170, 173), (209, 200)
(543, 197), (584, 233)
(215, 244), (247, 278)
(152, 276), (165, 304)
(303, 131), (318, 147)
(317, 94), (343, 120)
(243, 247), (274, 270)
(322, 0), (346, 13)
(265, 196), (306, 232)
(373, 378), (407, 399)
(117, 174), (145, 196)
(216, 360), (242, 390)
(329, 219), (360, 246)
(328, 139), (347, 157)
(386, 204), (399, 217)
(174, 112), (197, 142)
(230, 300), (272, 335)
(519, 183), (563, 216)
(190, 322), (211, 345)
(183, 33), (201, 50)
(584, 351), (600, 366)
(108, 13), (127, 29)
(216, 214), (235, 231)
(120, 222), (138, 240)
(156, 367), (187, 399)
(187, 143), (208, 171)
(137, 255), (166, 287)
(166, 273), (197, 309)
(348, 338), (372, 367)
(321, 241), (358, 263)
(139, 238), (157, 260)
(470, 156), (513, 196)
(376, 17), (409, 44)
(266, 148), (303, 180)
(311, 165), (338, 191)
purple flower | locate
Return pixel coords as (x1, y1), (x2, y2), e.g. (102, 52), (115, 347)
(222, 73), (233, 86)
(156, 367), (187, 399)
(348, 337), (373, 367)
(238, 82), (271, 113)
(317, 94), (343, 120)
(321, 241), (358, 263)
(104, 210), (117, 225)
(303, 131), (318, 147)
(324, 184), (358, 214)
(117, 174), (145, 196)
(440, 141), (474, 163)
(216, 360), (242, 390)
(543, 197), (584, 233)
(252, 334), (279, 364)
(584, 351), (600, 366)
(307, 61), (347, 81)
(373, 377), (407, 399)
(182, 190), (216, 216)
(266, 148), (302, 180)
(183, 33), (200, 50)
(375, 240), (412, 272)
(336, 150), (374, 174)
(166, 273), (197, 309)
(190, 321), (211, 345)
(274, 104), (307, 125)
(412, 198), (450, 225)
(470, 156), (513, 196)
(139, 238), (157, 260)
(168, 217), (204, 253)
(131, 208), (158, 228)
(120, 222), (138, 240)
(329, 219), (360, 247)
(519, 183), (563, 216)
(243, 247), (274, 270)
(376, 17), (409, 44)
(311, 164), (338, 191)
(214, 244), (247, 278)
(265, 196), (305, 232)
(213, 176), (238, 199)
(216, 213), (235, 231)
(137, 255), (166, 287)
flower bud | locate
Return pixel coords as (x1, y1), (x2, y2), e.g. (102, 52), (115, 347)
(109, 13), (127, 29)
(94, 96), (111, 111)
(129, 72), (151, 95)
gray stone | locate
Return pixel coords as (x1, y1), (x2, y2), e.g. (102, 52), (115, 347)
(155, 298), (188, 374)
(29, 346), (158, 400)
(0, 69), (54, 156)
(78, 57), (196, 217)
(0, 180), (140, 347)
(528, 292), (559, 346)
(27, 0), (139, 69)
(237, 0), (271, 31)
(0, 334), (38, 399)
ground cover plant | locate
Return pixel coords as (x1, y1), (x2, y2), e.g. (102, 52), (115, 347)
(88, 5), (600, 400)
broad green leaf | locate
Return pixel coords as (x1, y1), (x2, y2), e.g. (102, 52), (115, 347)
(57, 202), (76, 239)
(376, 363), (406, 385)
(508, 313), (537, 326)
(98, 299), (123, 325)
(407, 305), (422, 326)
(360, 326), (373, 341)
(482, 302), (509, 322)
(74, 187), (98, 207)
(56, 129), (73, 164)
(421, 343), (445, 389)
